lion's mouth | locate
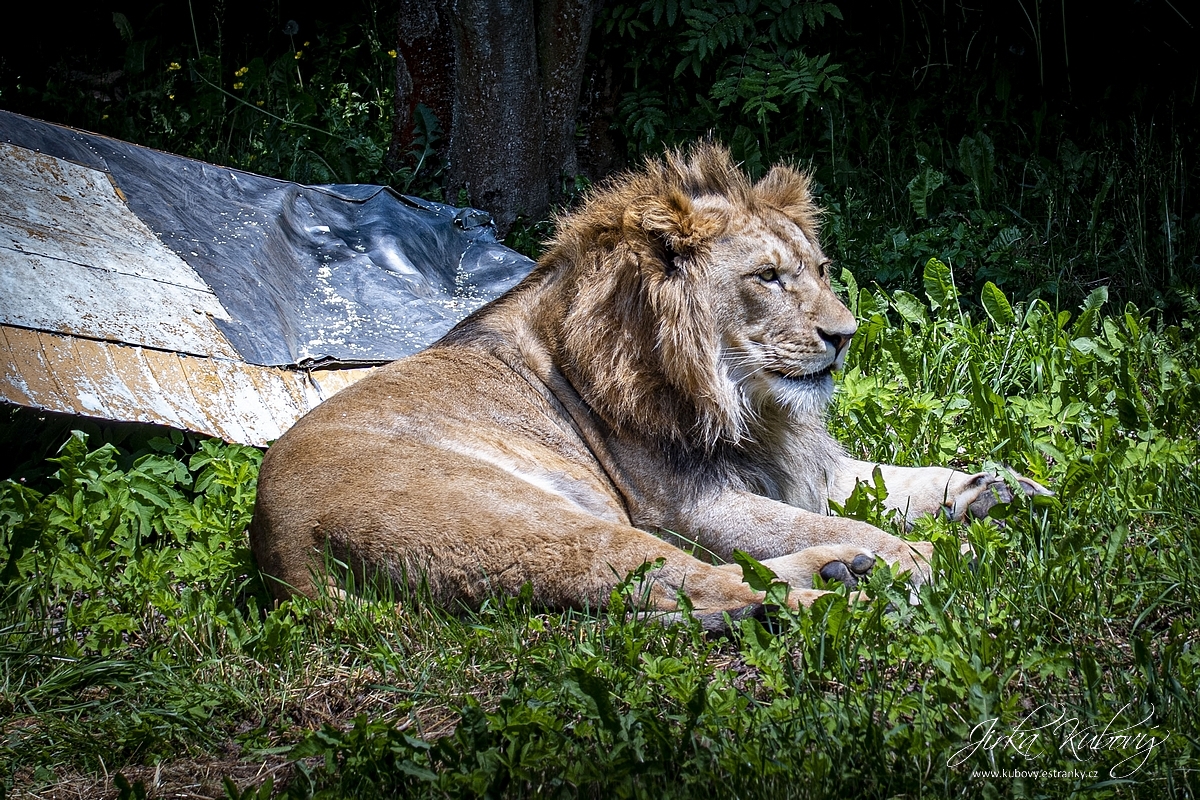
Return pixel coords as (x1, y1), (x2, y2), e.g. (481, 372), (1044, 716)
(766, 364), (836, 383)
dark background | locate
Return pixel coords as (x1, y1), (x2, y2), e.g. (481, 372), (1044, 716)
(2, 1), (1198, 307)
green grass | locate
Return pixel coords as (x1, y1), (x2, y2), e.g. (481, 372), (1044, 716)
(1, 266), (1197, 798)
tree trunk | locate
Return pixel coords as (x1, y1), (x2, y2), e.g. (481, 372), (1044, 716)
(535, 0), (600, 188)
(445, 0), (549, 234)
(388, 0), (455, 179)
(390, 0), (601, 235)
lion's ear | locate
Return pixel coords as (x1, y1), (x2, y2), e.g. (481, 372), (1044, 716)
(755, 165), (817, 229)
(631, 189), (725, 259)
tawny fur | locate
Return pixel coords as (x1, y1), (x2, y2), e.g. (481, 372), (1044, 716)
(249, 143), (1049, 618)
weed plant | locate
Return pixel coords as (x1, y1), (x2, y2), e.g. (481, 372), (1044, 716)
(2, 267), (1197, 797)
(2, 3), (438, 195)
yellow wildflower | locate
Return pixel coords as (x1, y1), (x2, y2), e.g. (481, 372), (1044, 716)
(168, 94), (175, 100)
(235, 66), (249, 77)
(387, 50), (397, 58)
(167, 62), (181, 71)
(256, 100), (264, 106)
(233, 81), (244, 90)
(294, 50), (303, 60)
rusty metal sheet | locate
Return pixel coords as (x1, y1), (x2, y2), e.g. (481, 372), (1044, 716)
(0, 325), (374, 445)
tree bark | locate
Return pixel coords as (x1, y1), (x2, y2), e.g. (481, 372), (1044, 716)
(390, 0), (601, 235)
(445, 0), (549, 234)
(535, 0), (600, 187)
(387, 0), (455, 177)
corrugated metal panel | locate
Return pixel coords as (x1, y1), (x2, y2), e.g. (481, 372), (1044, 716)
(0, 325), (372, 445)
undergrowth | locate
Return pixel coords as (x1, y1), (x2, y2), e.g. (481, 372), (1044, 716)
(2, 268), (1197, 798)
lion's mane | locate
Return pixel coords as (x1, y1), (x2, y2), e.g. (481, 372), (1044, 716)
(538, 145), (822, 449)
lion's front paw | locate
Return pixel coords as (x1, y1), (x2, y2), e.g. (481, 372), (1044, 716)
(780, 539), (934, 602)
(818, 552), (876, 589)
(955, 471), (1053, 521)
(765, 543), (875, 591)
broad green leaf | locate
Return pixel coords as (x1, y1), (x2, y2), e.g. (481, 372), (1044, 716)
(1074, 285), (1109, 335)
(906, 166), (944, 218)
(739, 615), (776, 649)
(891, 290), (929, 326)
(839, 267), (859, 315)
(1082, 285), (1109, 315)
(733, 549), (778, 592)
(566, 668), (620, 732)
(958, 132), (995, 204)
(858, 287), (881, 318)
(922, 257), (956, 312)
(112, 12), (134, 43)
(980, 281), (1015, 327)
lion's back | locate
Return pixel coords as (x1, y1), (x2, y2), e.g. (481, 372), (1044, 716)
(249, 342), (623, 600)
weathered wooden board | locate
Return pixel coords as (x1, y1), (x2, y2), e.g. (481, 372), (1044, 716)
(0, 326), (374, 445)
(0, 127), (392, 444)
(0, 140), (240, 359)
(0, 249), (241, 359)
(0, 141), (212, 290)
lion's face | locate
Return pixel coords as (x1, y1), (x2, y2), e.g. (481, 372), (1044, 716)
(704, 201), (857, 419)
(551, 146), (855, 446)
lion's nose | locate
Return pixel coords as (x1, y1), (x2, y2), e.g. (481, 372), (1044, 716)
(817, 326), (854, 356)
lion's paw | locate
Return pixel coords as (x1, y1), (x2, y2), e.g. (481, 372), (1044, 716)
(765, 543), (876, 591)
(818, 552), (876, 589)
(957, 471), (1053, 521)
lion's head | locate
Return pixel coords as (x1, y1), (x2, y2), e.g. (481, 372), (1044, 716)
(543, 143), (856, 450)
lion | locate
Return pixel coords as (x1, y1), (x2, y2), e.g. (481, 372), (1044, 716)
(249, 144), (1049, 623)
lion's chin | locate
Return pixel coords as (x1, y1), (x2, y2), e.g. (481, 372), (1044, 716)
(763, 368), (836, 418)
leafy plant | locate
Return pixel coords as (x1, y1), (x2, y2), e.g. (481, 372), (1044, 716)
(3, 5), (430, 193)
(598, 0), (846, 171)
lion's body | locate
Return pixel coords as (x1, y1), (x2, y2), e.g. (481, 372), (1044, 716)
(251, 145), (1046, 616)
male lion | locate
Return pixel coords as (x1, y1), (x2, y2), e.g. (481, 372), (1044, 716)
(250, 144), (1048, 620)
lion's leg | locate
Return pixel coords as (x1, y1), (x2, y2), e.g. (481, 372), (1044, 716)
(541, 515), (919, 613)
(671, 487), (936, 592)
(831, 459), (1052, 524)
(552, 518), (833, 614)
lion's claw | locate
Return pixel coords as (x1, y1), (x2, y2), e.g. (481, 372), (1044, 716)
(850, 553), (876, 575)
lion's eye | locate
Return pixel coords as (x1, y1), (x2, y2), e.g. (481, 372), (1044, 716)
(757, 267), (780, 284)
